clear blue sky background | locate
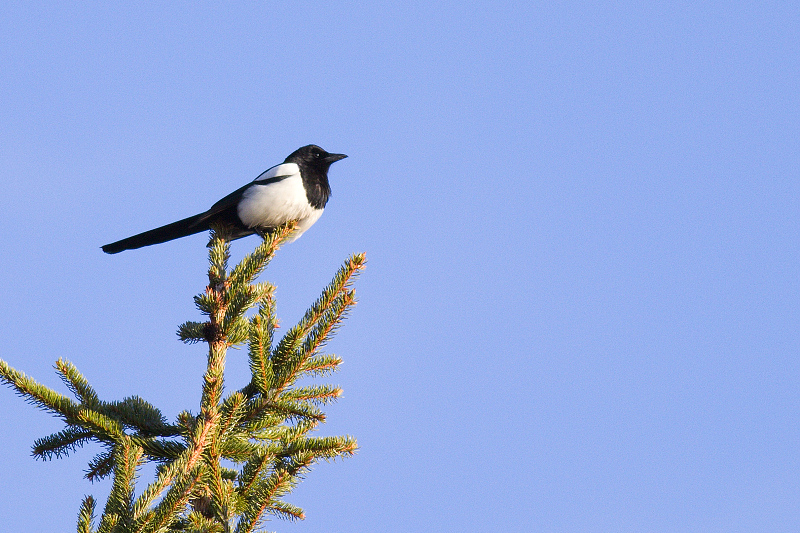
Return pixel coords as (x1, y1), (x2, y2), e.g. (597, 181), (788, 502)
(1, 2), (797, 531)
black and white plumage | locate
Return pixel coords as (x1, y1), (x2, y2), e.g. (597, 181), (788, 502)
(101, 145), (347, 254)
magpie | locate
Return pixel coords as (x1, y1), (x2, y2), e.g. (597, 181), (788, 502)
(101, 145), (347, 254)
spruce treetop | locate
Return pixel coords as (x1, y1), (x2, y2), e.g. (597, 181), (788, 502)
(1, 221), (365, 532)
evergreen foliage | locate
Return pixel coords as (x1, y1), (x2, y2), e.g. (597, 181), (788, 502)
(0, 222), (364, 532)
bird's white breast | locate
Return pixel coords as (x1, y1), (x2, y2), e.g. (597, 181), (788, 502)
(237, 163), (323, 241)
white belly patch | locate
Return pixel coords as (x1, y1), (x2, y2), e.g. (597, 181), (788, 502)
(237, 175), (323, 241)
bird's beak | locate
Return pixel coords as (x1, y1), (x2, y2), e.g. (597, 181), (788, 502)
(324, 153), (348, 163)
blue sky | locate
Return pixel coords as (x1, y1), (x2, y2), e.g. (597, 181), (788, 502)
(1, 2), (798, 531)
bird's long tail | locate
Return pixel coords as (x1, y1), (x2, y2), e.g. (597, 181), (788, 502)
(101, 213), (209, 254)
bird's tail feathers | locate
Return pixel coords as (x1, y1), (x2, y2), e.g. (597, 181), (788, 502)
(101, 213), (210, 254)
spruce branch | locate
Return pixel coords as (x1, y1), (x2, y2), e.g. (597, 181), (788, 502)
(56, 358), (101, 408)
(131, 446), (198, 520)
(103, 396), (177, 437)
(273, 435), (358, 462)
(266, 500), (305, 522)
(135, 466), (204, 533)
(218, 436), (262, 462)
(280, 384), (343, 405)
(86, 450), (115, 482)
(33, 427), (94, 460)
(270, 253), (364, 392)
(207, 224), (232, 287)
(297, 253), (365, 332)
(218, 392), (248, 436)
(77, 408), (124, 440)
(0, 358), (82, 420)
(234, 454), (315, 533)
(254, 419), (319, 445)
(228, 222), (297, 288)
(246, 295), (279, 396)
(177, 321), (207, 344)
(237, 450), (274, 495)
(298, 353), (343, 377)
(243, 398), (326, 431)
(130, 437), (185, 462)
(98, 437), (142, 532)
(77, 495), (97, 533)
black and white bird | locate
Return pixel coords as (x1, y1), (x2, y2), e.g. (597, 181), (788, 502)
(102, 145), (347, 254)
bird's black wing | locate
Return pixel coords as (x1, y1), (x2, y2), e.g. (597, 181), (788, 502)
(189, 174), (294, 228)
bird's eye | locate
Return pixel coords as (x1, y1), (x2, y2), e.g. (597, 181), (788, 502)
(313, 151), (322, 158)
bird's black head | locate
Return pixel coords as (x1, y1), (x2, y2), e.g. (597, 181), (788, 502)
(284, 145), (347, 209)
(285, 144), (347, 172)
